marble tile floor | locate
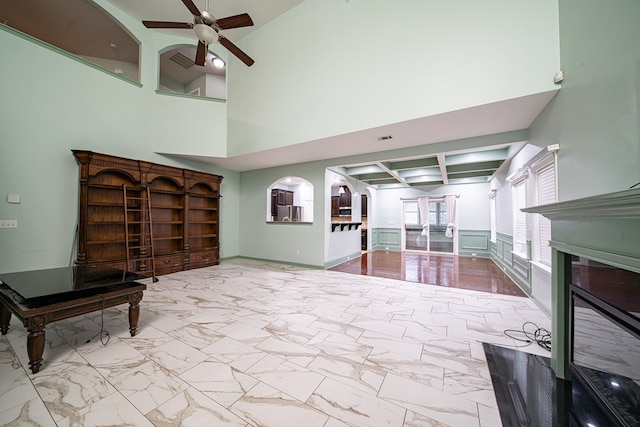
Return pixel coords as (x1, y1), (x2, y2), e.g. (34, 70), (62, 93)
(0, 258), (551, 427)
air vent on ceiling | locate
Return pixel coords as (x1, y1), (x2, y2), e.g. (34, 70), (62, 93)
(169, 52), (195, 69)
(376, 135), (393, 141)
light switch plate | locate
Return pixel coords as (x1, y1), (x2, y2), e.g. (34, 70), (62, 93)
(7, 194), (21, 204)
(0, 220), (17, 228)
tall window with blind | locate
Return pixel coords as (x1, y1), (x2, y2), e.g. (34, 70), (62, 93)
(512, 178), (527, 257)
(489, 191), (497, 243)
(532, 159), (557, 266)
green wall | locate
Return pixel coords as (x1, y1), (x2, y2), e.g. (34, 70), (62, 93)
(528, 0), (640, 199)
(0, 0), (569, 272)
(238, 162), (327, 266)
(227, 0), (559, 156)
(0, 5), (239, 272)
(487, 0), (640, 374)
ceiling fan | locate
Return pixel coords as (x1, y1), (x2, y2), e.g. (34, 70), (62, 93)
(143, 0), (255, 66)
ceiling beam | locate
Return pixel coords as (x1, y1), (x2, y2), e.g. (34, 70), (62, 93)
(437, 153), (448, 185)
(376, 161), (409, 187)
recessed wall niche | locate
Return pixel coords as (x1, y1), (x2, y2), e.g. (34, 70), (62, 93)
(0, 0), (141, 82)
(267, 177), (314, 223)
(158, 45), (226, 99)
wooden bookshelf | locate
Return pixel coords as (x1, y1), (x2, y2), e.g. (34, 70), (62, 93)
(73, 150), (222, 276)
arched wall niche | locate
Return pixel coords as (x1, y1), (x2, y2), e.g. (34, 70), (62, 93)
(158, 44), (227, 99)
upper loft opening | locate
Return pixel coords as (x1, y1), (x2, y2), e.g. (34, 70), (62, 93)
(158, 45), (226, 99)
(0, 0), (140, 82)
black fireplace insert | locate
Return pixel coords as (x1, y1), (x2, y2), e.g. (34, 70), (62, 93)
(570, 259), (640, 426)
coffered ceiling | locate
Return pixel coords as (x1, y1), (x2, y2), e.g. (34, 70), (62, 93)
(337, 143), (523, 190)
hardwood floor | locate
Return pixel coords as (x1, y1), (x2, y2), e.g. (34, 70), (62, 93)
(329, 251), (526, 297)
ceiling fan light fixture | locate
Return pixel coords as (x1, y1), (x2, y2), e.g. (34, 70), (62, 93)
(212, 57), (225, 68)
(193, 23), (218, 44)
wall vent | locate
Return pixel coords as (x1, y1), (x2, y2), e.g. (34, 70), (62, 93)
(169, 52), (195, 69)
(376, 135), (393, 141)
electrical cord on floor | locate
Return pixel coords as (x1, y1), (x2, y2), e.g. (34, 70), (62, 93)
(86, 296), (110, 346)
(504, 321), (551, 351)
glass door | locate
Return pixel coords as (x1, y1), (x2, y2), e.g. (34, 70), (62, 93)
(403, 201), (427, 251)
(428, 200), (453, 253)
(402, 199), (454, 254)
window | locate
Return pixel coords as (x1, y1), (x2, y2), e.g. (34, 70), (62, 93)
(489, 190), (497, 243)
(532, 159), (557, 266)
(404, 201), (420, 225)
(429, 202), (447, 226)
(512, 178), (527, 257)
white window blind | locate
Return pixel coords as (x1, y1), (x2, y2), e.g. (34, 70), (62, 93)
(489, 193), (497, 243)
(534, 162), (556, 265)
(512, 179), (527, 256)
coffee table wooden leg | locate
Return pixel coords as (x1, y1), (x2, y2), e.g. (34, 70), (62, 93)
(128, 292), (142, 337)
(27, 316), (46, 374)
(0, 304), (10, 335)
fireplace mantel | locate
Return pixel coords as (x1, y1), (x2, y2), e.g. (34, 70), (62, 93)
(523, 187), (640, 379)
(524, 187), (640, 273)
(523, 187), (640, 220)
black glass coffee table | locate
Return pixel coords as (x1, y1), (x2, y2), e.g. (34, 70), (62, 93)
(0, 266), (146, 374)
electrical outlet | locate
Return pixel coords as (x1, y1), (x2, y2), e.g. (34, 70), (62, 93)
(0, 220), (17, 228)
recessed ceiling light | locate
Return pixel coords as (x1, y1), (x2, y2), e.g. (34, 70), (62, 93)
(212, 57), (225, 68)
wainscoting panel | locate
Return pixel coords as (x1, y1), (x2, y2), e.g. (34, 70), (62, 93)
(372, 228), (402, 252)
(490, 232), (531, 293)
(458, 230), (491, 257)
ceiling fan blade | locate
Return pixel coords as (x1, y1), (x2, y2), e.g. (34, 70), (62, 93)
(143, 21), (192, 29)
(181, 0), (202, 17)
(219, 35), (254, 66)
(216, 13), (254, 30)
(195, 41), (207, 66)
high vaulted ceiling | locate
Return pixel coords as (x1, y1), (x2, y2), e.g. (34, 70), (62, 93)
(1, 0), (557, 188)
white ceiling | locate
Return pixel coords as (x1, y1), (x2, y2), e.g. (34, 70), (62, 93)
(1, 0), (558, 185)
(107, 0), (304, 41)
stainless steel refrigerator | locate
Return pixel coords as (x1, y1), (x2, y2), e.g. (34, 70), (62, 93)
(276, 205), (302, 222)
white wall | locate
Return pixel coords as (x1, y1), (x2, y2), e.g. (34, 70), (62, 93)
(228, 0), (559, 156)
(428, 183), (492, 230)
(206, 74), (226, 99)
(372, 183), (491, 230)
(185, 74), (227, 98)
